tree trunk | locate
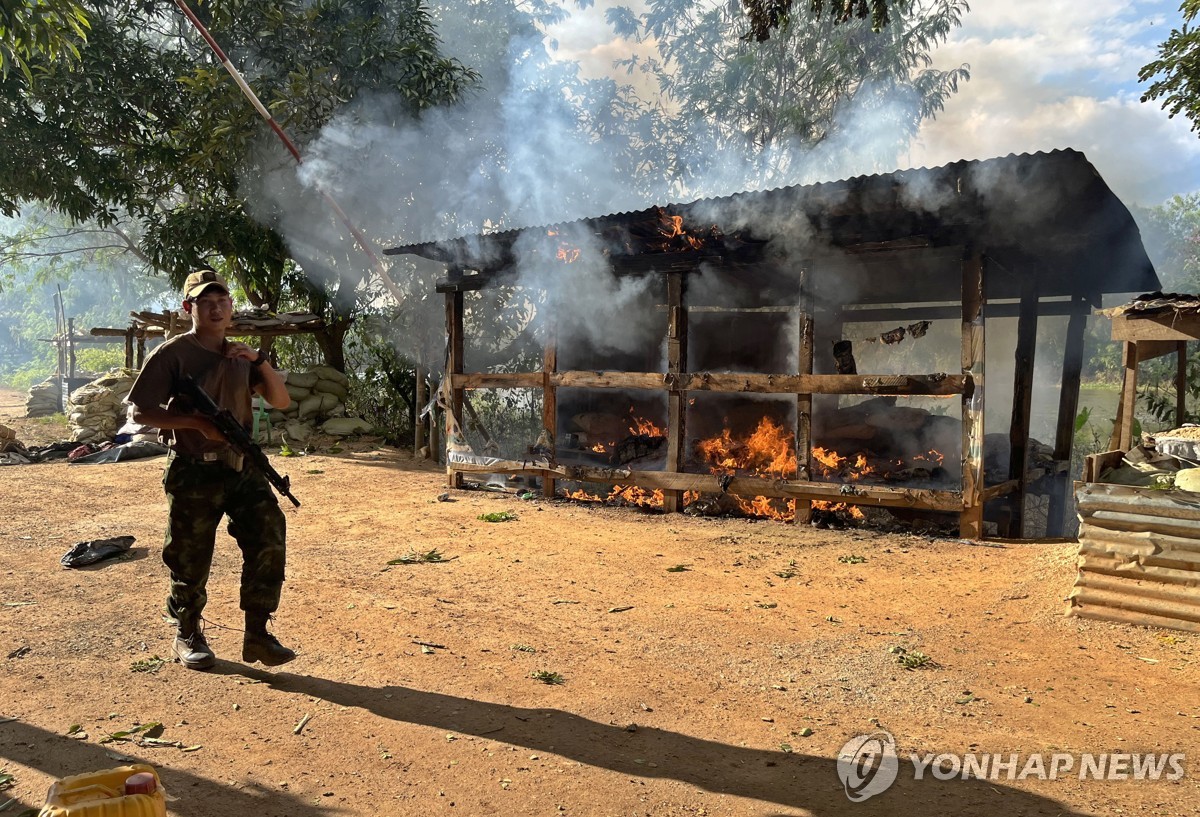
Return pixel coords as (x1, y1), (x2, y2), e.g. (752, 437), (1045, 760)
(314, 317), (351, 372)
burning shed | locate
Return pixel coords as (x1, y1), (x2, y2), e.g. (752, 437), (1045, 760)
(387, 150), (1158, 540)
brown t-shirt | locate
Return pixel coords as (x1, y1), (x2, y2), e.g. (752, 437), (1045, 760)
(127, 333), (263, 457)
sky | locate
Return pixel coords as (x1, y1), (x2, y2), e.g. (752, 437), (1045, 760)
(545, 0), (1200, 210)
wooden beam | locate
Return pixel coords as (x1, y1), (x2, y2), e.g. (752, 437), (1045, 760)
(1006, 276), (1038, 538)
(451, 371), (971, 395)
(795, 262), (815, 524)
(450, 458), (964, 512)
(543, 322), (558, 499)
(1177, 341), (1188, 427)
(982, 479), (1020, 502)
(1111, 312), (1200, 342)
(446, 291), (465, 489)
(1048, 295), (1088, 536)
(415, 364), (427, 457)
(845, 298), (1101, 323)
(960, 249), (986, 539)
(1113, 342), (1138, 452)
(1134, 339), (1185, 363)
(664, 272), (688, 513)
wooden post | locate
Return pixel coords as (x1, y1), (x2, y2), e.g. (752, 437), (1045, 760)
(445, 291), (465, 489)
(1046, 295), (1089, 536)
(54, 292), (67, 413)
(1177, 341), (1188, 426)
(795, 262), (815, 524)
(663, 271), (688, 513)
(1006, 276), (1039, 538)
(136, 332), (147, 368)
(1114, 341), (1139, 452)
(67, 317), (77, 388)
(960, 249), (986, 540)
(124, 326), (135, 369)
(415, 363), (427, 457)
(543, 319), (558, 498)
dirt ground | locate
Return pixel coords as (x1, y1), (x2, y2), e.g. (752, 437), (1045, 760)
(0, 386), (1197, 817)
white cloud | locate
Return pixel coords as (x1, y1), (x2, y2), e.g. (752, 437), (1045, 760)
(913, 0), (1200, 205)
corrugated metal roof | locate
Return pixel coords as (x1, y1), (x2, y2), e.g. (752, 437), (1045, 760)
(385, 150), (1159, 301)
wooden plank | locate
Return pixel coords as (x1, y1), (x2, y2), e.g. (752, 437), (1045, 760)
(1111, 312), (1200, 342)
(1133, 339), (1184, 363)
(982, 479), (1020, 502)
(845, 298), (1101, 323)
(795, 262), (815, 524)
(454, 458), (965, 512)
(960, 248), (985, 539)
(1082, 450), (1125, 484)
(664, 272), (688, 513)
(543, 322), (558, 499)
(1006, 277), (1038, 537)
(544, 371), (969, 395)
(446, 291), (465, 489)
(1177, 341), (1188, 427)
(1048, 295), (1088, 535)
(1114, 342), (1138, 452)
(451, 370), (971, 395)
(453, 372), (545, 389)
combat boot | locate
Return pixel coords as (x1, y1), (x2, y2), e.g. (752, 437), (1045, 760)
(173, 619), (215, 670)
(242, 611), (296, 666)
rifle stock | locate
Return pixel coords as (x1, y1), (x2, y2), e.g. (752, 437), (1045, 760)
(178, 375), (301, 507)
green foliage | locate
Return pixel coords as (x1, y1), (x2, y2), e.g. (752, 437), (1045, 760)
(1140, 1), (1200, 134)
(0, 0), (89, 83)
(1135, 194), (1200, 293)
(478, 510), (518, 523)
(1, 0), (479, 372)
(530, 669), (565, 685)
(609, 0), (969, 192)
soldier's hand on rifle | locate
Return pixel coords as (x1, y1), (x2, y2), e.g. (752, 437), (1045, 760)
(188, 414), (226, 442)
(224, 341), (260, 363)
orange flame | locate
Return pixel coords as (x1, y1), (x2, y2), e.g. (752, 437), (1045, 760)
(566, 488), (604, 502)
(627, 409), (665, 438)
(812, 500), (866, 520)
(591, 443), (608, 453)
(609, 485), (664, 507)
(657, 213), (706, 250)
(547, 229), (581, 263)
(696, 417), (797, 480)
(693, 417), (798, 520)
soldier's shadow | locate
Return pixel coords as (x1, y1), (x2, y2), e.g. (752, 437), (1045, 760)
(215, 663), (1089, 817)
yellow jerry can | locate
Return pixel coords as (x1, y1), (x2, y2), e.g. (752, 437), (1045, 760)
(38, 764), (166, 817)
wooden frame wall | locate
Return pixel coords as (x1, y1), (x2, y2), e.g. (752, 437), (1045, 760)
(440, 252), (1005, 539)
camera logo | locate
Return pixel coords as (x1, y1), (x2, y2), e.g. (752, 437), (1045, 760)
(837, 730), (899, 801)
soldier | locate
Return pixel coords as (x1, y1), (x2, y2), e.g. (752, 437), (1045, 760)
(128, 269), (296, 670)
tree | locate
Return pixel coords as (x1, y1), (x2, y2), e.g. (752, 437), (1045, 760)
(0, 0), (89, 81)
(742, 0), (894, 42)
(1137, 193), (1200, 292)
(1, 0), (478, 369)
(606, 0), (969, 196)
(1140, 0), (1200, 133)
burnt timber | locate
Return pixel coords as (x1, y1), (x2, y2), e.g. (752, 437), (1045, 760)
(389, 150), (1159, 540)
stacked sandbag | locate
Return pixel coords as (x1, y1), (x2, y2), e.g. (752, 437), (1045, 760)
(66, 368), (138, 443)
(26, 377), (62, 417)
(268, 365), (373, 441)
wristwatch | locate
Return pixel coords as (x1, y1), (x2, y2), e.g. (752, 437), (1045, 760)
(251, 352), (268, 367)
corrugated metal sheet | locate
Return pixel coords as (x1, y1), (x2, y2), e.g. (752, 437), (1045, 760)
(1070, 482), (1200, 633)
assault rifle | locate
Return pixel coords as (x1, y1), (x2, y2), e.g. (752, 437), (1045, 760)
(178, 375), (301, 507)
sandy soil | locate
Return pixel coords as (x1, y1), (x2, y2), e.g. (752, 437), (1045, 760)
(0, 387), (1197, 817)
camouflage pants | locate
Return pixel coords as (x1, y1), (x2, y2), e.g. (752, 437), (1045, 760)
(162, 452), (287, 626)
